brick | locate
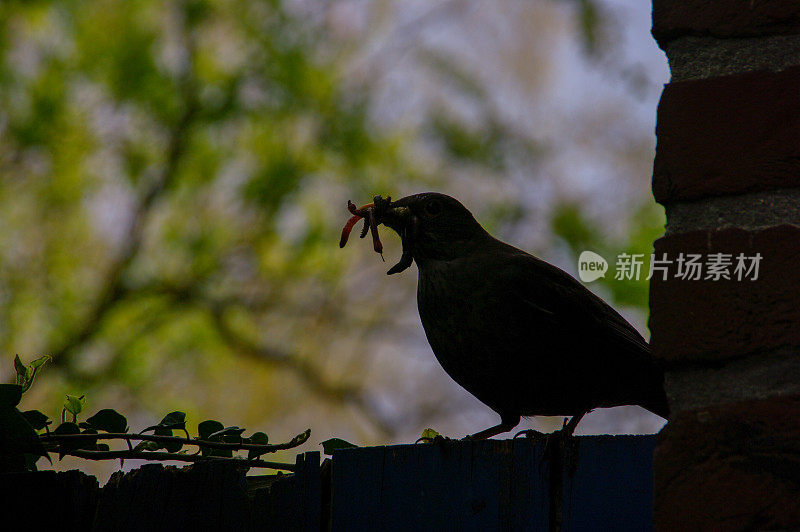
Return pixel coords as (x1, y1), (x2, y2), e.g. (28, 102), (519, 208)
(655, 395), (800, 531)
(653, 66), (800, 204)
(652, 0), (800, 47)
(663, 346), (800, 413)
(648, 225), (800, 362)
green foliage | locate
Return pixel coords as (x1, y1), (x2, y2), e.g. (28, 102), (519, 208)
(52, 421), (82, 459)
(419, 428), (440, 442)
(2, 357), (308, 471)
(0, 383), (50, 469)
(143, 411), (189, 453)
(0, 0), (435, 404)
(320, 437), (357, 455)
(551, 203), (602, 254)
(577, 0), (602, 54)
(198, 420), (229, 457)
(63, 395), (86, 423)
(157, 411), (188, 431)
(198, 419), (225, 441)
(198, 425), (246, 458)
(14, 355), (51, 393)
(21, 410), (51, 431)
(247, 431), (269, 460)
(83, 409), (128, 433)
(0, 0), (658, 452)
(551, 201), (665, 310)
(0, 384), (23, 409)
(430, 113), (506, 171)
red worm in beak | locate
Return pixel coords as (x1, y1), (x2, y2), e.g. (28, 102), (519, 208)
(339, 214), (362, 248)
(339, 200), (384, 255)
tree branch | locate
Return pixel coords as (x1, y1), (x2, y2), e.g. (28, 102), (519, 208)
(131, 282), (398, 439)
(205, 297), (398, 439)
(49, 43), (199, 370)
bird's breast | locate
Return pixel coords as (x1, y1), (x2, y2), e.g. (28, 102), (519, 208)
(415, 261), (508, 399)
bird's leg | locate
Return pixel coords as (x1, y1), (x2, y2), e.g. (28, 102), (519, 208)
(535, 412), (588, 465)
(464, 414), (521, 440)
(514, 428), (547, 441)
(515, 412), (587, 442)
(560, 411), (586, 436)
(547, 411), (586, 476)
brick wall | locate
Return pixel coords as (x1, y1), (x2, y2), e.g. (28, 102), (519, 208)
(649, 2), (800, 529)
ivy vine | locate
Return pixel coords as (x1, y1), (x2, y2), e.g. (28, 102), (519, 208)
(1, 355), (310, 472)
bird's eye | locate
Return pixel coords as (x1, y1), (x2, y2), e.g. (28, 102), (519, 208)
(424, 199), (442, 217)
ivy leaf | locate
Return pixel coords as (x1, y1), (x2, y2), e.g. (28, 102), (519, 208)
(158, 411), (186, 430)
(54, 422), (80, 435)
(248, 432), (269, 445)
(290, 429), (311, 447)
(198, 420), (224, 441)
(320, 438), (357, 455)
(63, 395), (86, 421)
(15, 355), (51, 393)
(53, 422), (81, 459)
(196, 420), (232, 458)
(154, 425), (182, 453)
(0, 384), (23, 408)
(25, 355), (51, 392)
(13, 355), (27, 382)
(419, 428), (440, 441)
(29, 355), (51, 373)
(21, 410), (50, 431)
(247, 432), (269, 460)
(85, 409), (128, 433)
(208, 426), (246, 440)
(140, 412), (186, 452)
(0, 404), (50, 467)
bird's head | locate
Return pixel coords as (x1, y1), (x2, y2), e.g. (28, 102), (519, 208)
(373, 192), (487, 274)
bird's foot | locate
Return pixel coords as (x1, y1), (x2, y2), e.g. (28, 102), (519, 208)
(534, 423), (581, 475)
(464, 415), (522, 440)
(513, 428), (547, 442)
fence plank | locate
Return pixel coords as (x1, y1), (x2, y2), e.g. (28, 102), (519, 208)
(4, 436), (654, 530)
(331, 435), (655, 531)
(561, 436), (655, 532)
(94, 461), (250, 530)
(1, 469), (99, 528)
(331, 439), (551, 531)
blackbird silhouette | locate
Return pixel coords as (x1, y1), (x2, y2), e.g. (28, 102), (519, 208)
(368, 192), (669, 439)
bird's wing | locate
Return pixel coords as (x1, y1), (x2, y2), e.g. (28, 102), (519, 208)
(494, 247), (651, 358)
(467, 241), (667, 417)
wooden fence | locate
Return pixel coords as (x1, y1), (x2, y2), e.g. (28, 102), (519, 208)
(3, 435), (655, 531)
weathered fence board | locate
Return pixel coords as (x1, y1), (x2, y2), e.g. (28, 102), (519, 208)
(1, 435), (655, 530)
(331, 439), (551, 531)
(331, 435), (655, 532)
(2, 469), (100, 528)
(95, 460), (251, 530)
(560, 436), (655, 531)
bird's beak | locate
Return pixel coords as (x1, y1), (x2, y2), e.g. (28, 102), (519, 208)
(378, 206), (410, 233)
(373, 196), (417, 275)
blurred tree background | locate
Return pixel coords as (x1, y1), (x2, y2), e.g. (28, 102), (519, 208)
(0, 0), (667, 479)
